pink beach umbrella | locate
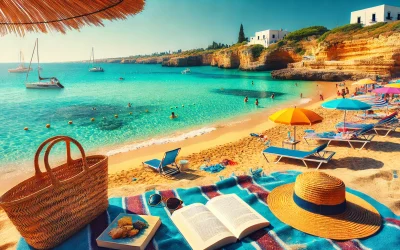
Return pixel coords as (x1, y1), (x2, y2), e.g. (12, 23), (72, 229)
(372, 87), (400, 94)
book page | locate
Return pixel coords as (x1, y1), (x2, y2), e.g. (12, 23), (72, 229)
(171, 203), (236, 250)
(206, 194), (270, 239)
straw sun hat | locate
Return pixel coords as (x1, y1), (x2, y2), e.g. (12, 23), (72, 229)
(267, 172), (381, 240)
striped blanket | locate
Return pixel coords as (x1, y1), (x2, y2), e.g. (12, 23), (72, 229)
(17, 170), (400, 250)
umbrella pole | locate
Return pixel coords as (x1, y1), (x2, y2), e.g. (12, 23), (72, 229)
(343, 110), (346, 131)
(294, 126), (296, 142)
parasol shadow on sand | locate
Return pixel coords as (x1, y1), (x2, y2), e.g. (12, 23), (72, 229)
(0, 0), (145, 36)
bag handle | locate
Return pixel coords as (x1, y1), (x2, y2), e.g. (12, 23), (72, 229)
(34, 136), (88, 187)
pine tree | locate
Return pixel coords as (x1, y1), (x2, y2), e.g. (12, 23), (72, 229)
(238, 24), (246, 43)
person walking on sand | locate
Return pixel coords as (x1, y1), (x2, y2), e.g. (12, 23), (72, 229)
(341, 89), (346, 99)
(255, 99), (259, 106)
(345, 87), (349, 95)
(337, 90), (340, 97)
(244, 96), (248, 103)
(300, 93), (303, 98)
(319, 94), (324, 100)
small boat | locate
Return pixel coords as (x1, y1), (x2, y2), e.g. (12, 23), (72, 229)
(8, 51), (32, 73)
(181, 68), (191, 74)
(25, 39), (64, 89)
(89, 47), (104, 72)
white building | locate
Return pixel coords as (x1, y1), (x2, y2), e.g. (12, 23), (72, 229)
(350, 4), (400, 26)
(249, 29), (289, 47)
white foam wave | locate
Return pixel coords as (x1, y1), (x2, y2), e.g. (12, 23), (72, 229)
(106, 127), (217, 156)
(299, 98), (312, 104)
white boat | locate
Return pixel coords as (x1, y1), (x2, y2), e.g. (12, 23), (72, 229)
(181, 68), (191, 74)
(89, 47), (104, 72)
(25, 39), (64, 89)
(8, 51), (32, 73)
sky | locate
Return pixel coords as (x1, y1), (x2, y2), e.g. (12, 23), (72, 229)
(0, 0), (399, 63)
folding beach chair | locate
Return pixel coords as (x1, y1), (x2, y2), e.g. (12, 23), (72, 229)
(303, 125), (375, 150)
(262, 143), (335, 170)
(142, 148), (181, 176)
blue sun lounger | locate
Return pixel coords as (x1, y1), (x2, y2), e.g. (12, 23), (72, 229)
(262, 143), (335, 169)
(143, 148), (181, 176)
(336, 112), (399, 137)
(303, 125), (375, 150)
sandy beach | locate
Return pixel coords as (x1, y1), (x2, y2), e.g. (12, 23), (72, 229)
(1, 81), (399, 249)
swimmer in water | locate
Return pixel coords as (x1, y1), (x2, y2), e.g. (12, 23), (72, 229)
(170, 112), (177, 119)
(271, 93), (275, 100)
(300, 93), (303, 98)
(119, 77), (124, 80)
(244, 96), (248, 103)
(255, 99), (259, 106)
(252, 81), (254, 85)
(92, 107), (96, 110)
(128, 103), (131, 108)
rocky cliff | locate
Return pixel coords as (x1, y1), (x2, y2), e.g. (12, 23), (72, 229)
(272, 26), (400, 80)
(161, 53), (213, 67)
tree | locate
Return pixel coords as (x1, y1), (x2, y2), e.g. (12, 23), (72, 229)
(238, 24), (247, 43)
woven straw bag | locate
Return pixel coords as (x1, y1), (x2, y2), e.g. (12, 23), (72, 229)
(0, 136), (108, 249)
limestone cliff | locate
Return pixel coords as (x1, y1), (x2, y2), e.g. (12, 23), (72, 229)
(161, 53), (213, 67)
(272, 24), (400, 80)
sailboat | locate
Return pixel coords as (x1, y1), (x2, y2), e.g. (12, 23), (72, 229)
(89, 47), (104, 72)
(8, 51), (32, 73)
(25, 39), (64, 89)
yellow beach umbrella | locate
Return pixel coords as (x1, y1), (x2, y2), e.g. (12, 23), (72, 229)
(352, 78), (376, 86)
(386, 83), (400, 88)
(269, 107), (323, 142)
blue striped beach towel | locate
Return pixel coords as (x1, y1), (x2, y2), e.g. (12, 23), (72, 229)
(17, 171), (400, 250)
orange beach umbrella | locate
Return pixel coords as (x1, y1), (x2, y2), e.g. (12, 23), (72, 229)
(0, 0), (145, 36)
(269, 107), (323, 141)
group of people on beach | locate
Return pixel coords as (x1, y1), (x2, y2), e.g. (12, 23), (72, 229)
(337, 86), (350, 98)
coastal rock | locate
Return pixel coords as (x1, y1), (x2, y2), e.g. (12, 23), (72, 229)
(271, 68), (378, 81)
(161, 53), (212, 67)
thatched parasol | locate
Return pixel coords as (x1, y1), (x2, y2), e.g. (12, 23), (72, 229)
(0, 0), (145, 36)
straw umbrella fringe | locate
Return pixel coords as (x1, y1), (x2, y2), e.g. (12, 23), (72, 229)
(0, 0), (145, 36)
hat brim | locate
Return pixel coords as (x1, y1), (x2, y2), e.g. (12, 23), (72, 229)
(267, 183), (381, 240)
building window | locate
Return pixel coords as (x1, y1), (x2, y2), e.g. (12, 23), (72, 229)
(258, 36), (259, 40)
(272, 34), (275, 38)
(387, 11), (392, 20)
(372, 13), (376, 22)
(357, 16), (361, 24)
(397, 13), (400, 20)
(263, 35), (265, 39)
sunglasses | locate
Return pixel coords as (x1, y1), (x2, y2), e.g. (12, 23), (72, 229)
(148, 194), (183, 211)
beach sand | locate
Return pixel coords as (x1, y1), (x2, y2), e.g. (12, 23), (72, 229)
(1, 81), (399, 249)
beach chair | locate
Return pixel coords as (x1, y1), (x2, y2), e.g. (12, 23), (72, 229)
(336, 112), (398, 137)
(142, 148), (181, 176)
(262, 143), (335, 170)
(303, 125), (375, 150)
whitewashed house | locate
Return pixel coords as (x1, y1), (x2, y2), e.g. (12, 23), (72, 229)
(249, 29), (289, 47)
(350, 4), (400, 26)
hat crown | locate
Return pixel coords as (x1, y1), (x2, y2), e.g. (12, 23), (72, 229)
(294, 172), (345, 206)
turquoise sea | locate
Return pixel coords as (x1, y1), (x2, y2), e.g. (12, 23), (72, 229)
(0, 63), (315, 174)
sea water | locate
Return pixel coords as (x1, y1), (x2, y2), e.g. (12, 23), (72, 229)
(0, 63), (315, 174)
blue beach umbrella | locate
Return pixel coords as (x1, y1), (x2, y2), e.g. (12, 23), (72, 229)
(321, 99), (371, 130)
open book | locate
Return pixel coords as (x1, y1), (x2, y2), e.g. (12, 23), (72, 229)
(171, 194), (270, 250)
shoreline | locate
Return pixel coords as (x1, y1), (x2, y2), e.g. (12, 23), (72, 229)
(0, 81), (333, 195)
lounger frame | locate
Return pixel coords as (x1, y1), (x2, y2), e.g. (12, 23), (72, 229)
(262, 149), (336, 170)
(303, 134), (375, 150)
(142, 148), (181, 176)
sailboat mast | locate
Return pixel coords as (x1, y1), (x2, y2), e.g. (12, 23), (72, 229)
(92, 47), (95, 67)
(26, 39), (37, 82)
(37, 38), (40, 79)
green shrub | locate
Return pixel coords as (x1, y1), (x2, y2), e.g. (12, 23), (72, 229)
(250, 44), (265, 59)
(277, 40), (286, 47)
(362, 22), (387, 32)
(330, 23), (363, 33)
(285, 26), (329, 41)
